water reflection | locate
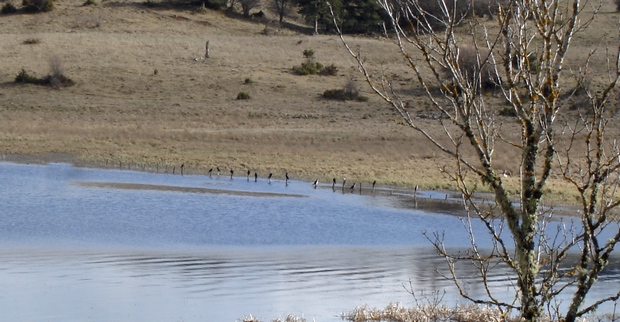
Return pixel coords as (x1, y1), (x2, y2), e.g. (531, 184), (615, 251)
(0, 162), (619, 321)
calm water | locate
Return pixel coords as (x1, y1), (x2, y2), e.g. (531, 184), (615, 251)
(0, 162), (618, 321)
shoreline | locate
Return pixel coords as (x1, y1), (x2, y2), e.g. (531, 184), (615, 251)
(2, 152), (584, 219)
(1, 152), (472, 216)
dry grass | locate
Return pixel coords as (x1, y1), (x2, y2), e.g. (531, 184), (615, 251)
(0, 0), (618, 202)
(240, 314), (306, 322)
(342, 302), (519, 322)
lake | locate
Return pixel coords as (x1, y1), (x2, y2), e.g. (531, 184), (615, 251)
(0, 161), (618, 321)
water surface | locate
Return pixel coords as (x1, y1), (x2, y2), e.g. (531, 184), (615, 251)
(0, 162), (618, 321)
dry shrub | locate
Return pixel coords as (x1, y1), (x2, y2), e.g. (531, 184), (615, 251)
(272, 314), (306, 322)
(240, 314), (306, 322)
(241, 315), (261, 322)
(14, 56), (75, 88)
(47, 55), (71, 88)
(23, 38), (42, 45)
(323, 80), (368, 101)
(342, 302), (518, 322)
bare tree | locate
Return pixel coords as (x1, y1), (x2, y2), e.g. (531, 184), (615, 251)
(270, 0), (292, 23)
(332, 0), (620, 320)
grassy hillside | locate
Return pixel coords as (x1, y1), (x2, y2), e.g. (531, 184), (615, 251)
(0, 0), (619, 203)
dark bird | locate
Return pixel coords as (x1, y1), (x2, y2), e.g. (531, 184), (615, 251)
(268, 173), (273, 183)
(230, 169), (234, 179)
(350, 183), (356, 191)
(180, 163), (185, 176)
(208, 168), (213, 177)
(285, 172), (290, 186)
(216, 167), (221, 176)
(313, 179), (318, 188)
(247, 170), (251, 181)
(254, 172), (258, 182)
(372, 180), (377, 191)
(332, 178), (336, 190)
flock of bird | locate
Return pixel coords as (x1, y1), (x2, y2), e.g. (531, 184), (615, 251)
(196, 165), (379, 192)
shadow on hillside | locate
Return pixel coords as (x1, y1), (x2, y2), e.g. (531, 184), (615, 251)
(102, 0), (209, 13)
(102, 0), (316, 35)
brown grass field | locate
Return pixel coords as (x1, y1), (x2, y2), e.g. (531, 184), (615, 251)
(0, 0), (619, 205)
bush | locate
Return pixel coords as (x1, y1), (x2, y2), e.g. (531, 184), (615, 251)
(22, 0), (54, 12)
(292, 50), (337, 76)
(1, 2), (18, 14)
(83, 0), (98, 6)
(292, 61), (322, 75)
(319, 64), (338, 76)
(323, 81), (368, 101)
(236, 92), (251, 100)
(14, 57), (75, 88)
(244, 77), (253, 84)
(42, 74), (75, 88)
(15, 69), (41, 84)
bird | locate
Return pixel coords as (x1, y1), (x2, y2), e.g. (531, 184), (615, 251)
(342, 177), (346, 190)
(254, 172), (258, 182)
(350, 182), (356, 191)
(372, 180), (376, 191)
(285, 172), (290, 186)
(208, 168), (213, 177)
(268, 173), (273, 183)
(503, 170), (511, 178)
(216, 167), (221, 176)
(247, 170), (251, 181)
(332, 178), (336, 190)
(230, 169), (234, 179)
(313, 179), (318, 188)
(180, 163), (185, 176)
